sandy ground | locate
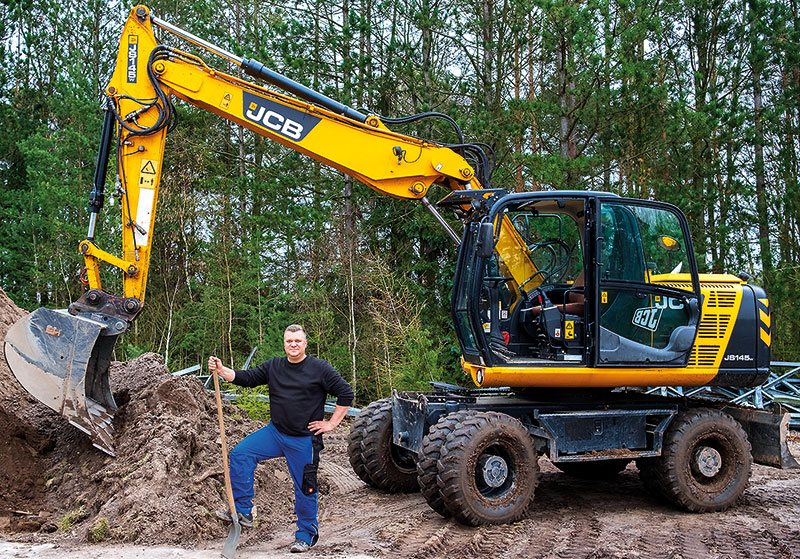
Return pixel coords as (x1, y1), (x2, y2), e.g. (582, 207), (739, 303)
(3, 432), (800, 559)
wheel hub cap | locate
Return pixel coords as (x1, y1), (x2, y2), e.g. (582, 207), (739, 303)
(693, 446), (722, 477)
(477, 454), (508, 488)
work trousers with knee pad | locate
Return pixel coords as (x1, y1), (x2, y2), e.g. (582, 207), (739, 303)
(228, 422), (323, 545)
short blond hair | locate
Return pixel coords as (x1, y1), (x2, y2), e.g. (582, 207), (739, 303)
(284, 324), (306, 338)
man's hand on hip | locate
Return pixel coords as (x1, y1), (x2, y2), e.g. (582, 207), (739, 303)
(308, 420), (337, 435)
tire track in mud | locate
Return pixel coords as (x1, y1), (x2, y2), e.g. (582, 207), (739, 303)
(508, 468), (603, 558)
(320, 461), (363, 494)
(400, 521), (522, 559)
(672, 517), (765, 559)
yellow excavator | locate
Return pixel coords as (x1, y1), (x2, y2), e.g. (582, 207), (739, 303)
(4, 5), (796, 525)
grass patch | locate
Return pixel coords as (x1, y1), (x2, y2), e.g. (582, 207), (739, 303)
(58, 504), (87, 531)
(89, 517), (111, 542)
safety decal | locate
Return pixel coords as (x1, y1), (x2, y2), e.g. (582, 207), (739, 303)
(242, 91), (321, 142)
(134, 159), (158, 245)
(554, 328), (561, 338)
(601, 291), (608, 304)
(139, 159), (157, 189)
(565, 320), (574, 340)
(757, 297), (771, 346)
(127, 35), (138, 83)
(220, 92), (232, 109)
(632, 306), (663, 332)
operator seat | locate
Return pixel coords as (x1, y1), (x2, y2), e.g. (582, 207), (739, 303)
(528, 270), (585, 317)
(561, 270), (585, 316)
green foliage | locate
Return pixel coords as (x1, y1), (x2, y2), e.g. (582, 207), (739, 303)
(233, 389), (272, 423)
(2, 0), (800, 400)
(58, 504), (87, 532)
(89, 517), (111, 543)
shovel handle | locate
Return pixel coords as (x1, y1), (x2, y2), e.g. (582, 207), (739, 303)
(212, 368), (238, 517)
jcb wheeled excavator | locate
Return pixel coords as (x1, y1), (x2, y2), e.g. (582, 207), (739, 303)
(4, 6), (796, 526)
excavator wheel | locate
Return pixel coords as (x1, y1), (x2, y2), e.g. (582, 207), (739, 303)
(347, 404), (374, 486)
(417, 410), (474, 517)
(436, 411), (539, 525)
(640, 408), (751, 512)
(553, 458), (630, 479)
(347, 398), (419, 493)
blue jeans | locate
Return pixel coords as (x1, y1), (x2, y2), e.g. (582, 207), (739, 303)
(228, 422), (322, 545)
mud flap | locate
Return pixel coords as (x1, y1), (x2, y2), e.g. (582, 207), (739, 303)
(724, 405), (800, 469)
(4, 307), (124, 455)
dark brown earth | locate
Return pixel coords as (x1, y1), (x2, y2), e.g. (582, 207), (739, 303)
(2, 286), (800, 558)
(0, 287), (291, 543)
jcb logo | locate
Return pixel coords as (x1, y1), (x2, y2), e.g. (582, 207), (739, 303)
(243, 91), (320, 142)
(632, 307), (663, 332)
(653, 296), (684, 310)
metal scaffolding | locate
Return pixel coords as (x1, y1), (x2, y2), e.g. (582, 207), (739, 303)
(647, 361), (800, 428)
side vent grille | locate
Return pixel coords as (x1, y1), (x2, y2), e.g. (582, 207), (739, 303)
(690, 345), (719, 366)
(707, 291), (737, 308)
(697, 314), (731, 339)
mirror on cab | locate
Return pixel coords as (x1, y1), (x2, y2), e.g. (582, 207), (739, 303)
(658, 235), (681, 253)
(477, 222), (495, 258)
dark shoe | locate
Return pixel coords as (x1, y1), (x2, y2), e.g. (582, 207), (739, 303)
(215, 509), (253, 528)
(289, 539), (310, 553)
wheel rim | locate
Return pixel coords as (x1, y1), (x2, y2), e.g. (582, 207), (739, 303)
(688, 435), (734, 487)
(473, 443), (515, 498)
(477, 454), (509, 488)
(692, 445), (722, 478)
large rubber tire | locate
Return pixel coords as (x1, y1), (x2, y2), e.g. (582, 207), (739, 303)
(349, 398), (419, 493)
(417, 411), (472, 518)
(643, 408), (751, 512)
(437, 411), (539, 526)
(553, 458), (630, 479)
(347, 402), (374, 486)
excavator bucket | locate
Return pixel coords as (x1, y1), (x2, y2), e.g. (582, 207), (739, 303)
(4, 307), (122, 455)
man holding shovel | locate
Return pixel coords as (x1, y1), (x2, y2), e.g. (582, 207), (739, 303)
(209, 324), (354, 553)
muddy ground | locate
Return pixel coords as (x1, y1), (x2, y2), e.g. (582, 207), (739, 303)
(3, 433), (800, 559)
(2, 287), (800, 558)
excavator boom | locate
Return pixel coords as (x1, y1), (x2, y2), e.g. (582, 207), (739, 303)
(3, 5), (532, 454)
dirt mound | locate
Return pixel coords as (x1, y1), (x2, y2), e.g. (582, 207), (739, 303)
(0, 288), (293, 545)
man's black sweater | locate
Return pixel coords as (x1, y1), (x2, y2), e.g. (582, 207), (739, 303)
(233, 355), (354, 437)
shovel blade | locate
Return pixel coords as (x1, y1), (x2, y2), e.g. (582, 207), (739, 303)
(221, 518), (242, 559)
(724, 405), (800, 469)
(4, 307), (120, 455)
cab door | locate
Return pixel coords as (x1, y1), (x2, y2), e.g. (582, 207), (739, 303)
(594, 200), (701, 366)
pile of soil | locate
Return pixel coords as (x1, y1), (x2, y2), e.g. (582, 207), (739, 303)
(0, 288), (296, 545)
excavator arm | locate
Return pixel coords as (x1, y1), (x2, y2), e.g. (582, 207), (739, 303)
(3, 5), (533, 455)
(99, 5), (486, 303)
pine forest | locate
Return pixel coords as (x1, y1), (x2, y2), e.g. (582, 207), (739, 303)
(1, 0), (799, 404)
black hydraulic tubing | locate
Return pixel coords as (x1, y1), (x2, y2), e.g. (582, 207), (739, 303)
(150, 14), (367, 124)
(240, 58), (367, 123)
(87, 101), (116, 240)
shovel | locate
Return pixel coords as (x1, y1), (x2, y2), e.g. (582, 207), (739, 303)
(211, 366), (241, 559)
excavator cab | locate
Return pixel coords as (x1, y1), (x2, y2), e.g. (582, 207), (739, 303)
(452, 191), (702, 375)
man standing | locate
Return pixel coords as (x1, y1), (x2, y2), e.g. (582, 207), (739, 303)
(208, 324), (354, 553)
